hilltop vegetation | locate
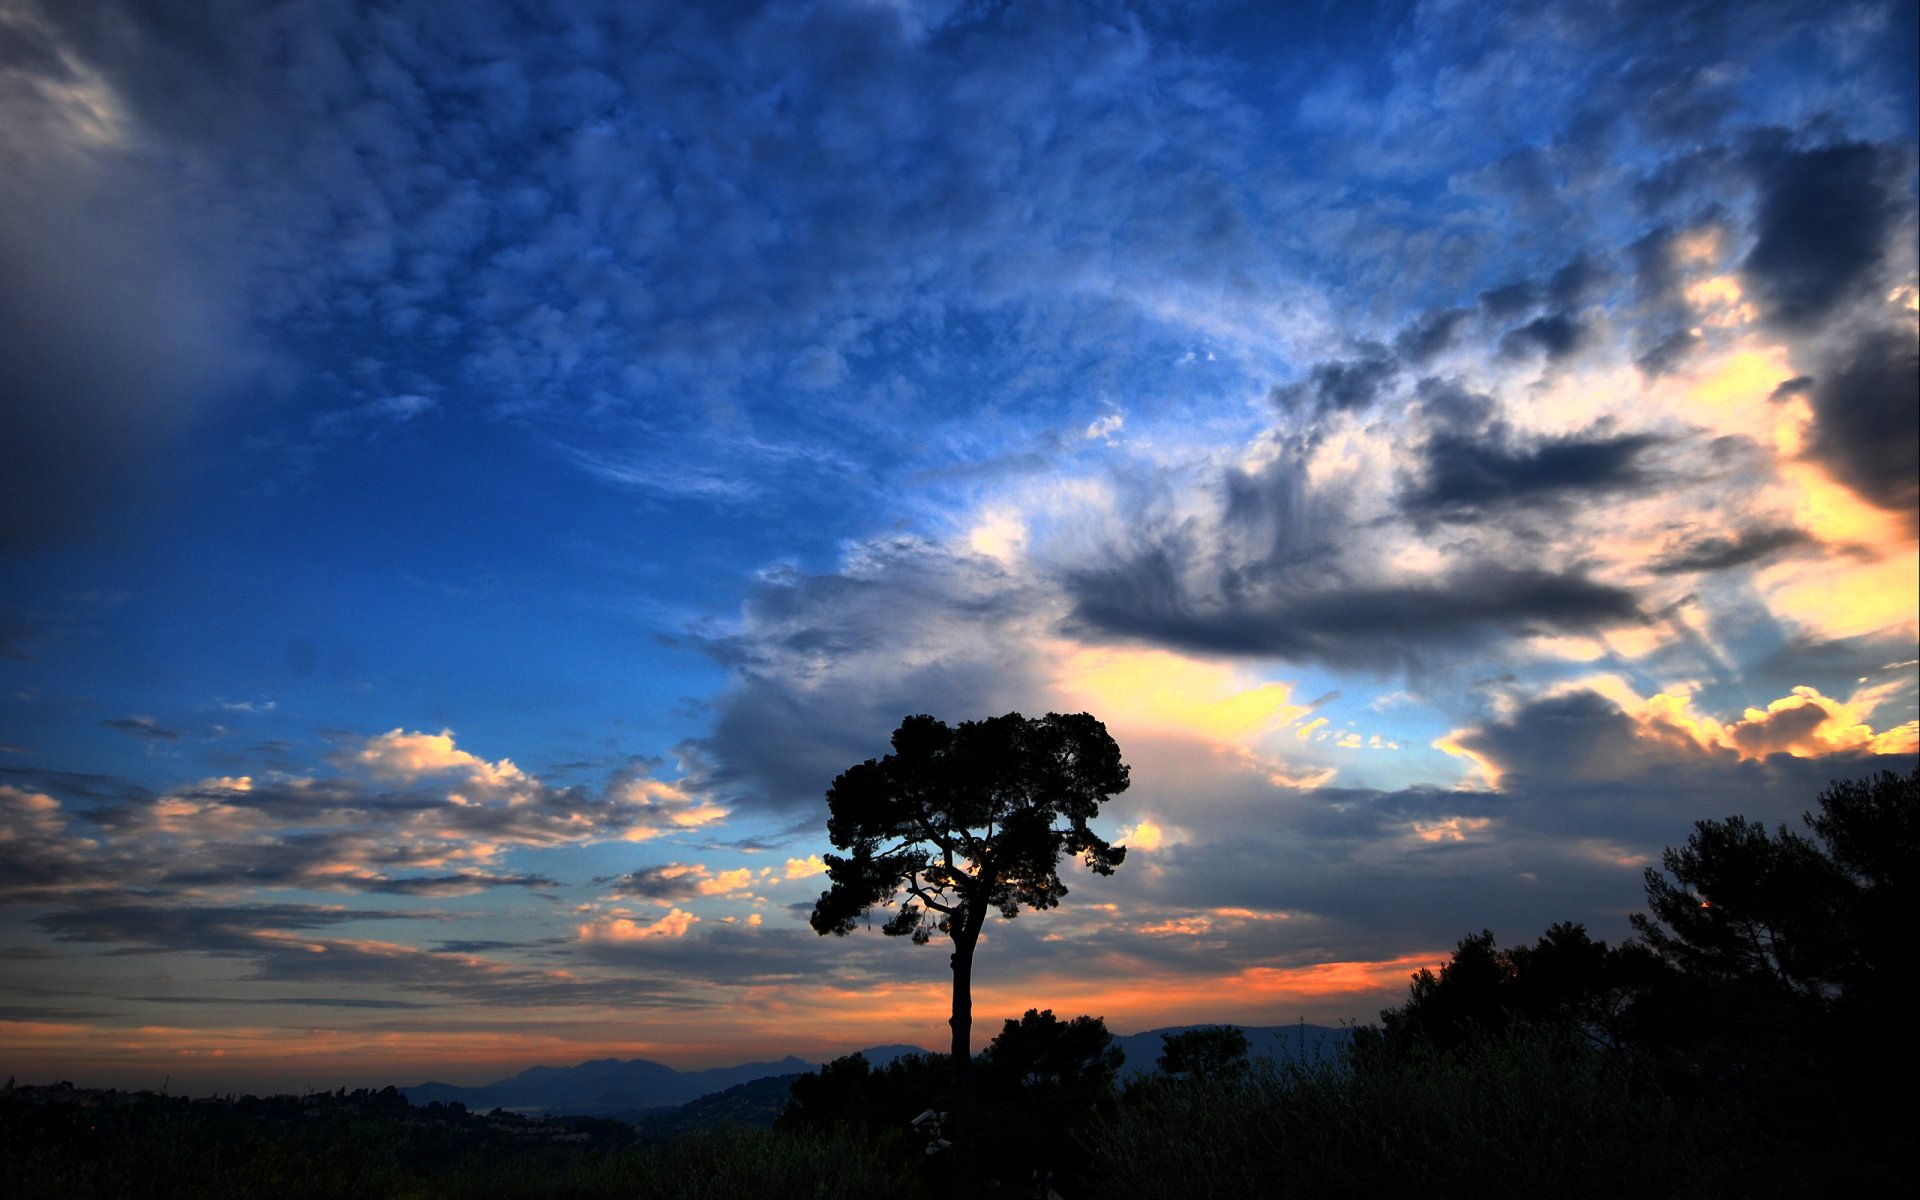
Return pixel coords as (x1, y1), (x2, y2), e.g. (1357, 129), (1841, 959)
(0, 1083), (900, 1200)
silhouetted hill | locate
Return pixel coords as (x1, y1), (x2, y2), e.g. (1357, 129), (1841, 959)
(402, 1028), (1349, 1120)
(405, 1055), (810, 1116)
(626, 1072), (806, 1136)
(403, 1045), (930, 1118)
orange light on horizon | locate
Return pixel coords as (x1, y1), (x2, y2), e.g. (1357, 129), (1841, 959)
(1, 951), (1445, 1091)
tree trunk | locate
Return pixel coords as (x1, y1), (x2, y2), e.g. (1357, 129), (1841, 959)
(950, 933), (975, 1067)
(948, 905), (987, 1191)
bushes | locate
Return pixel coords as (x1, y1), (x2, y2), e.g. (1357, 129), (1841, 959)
(1088, 1033), (1721, 1200)
(0, 1091), (905, 1200)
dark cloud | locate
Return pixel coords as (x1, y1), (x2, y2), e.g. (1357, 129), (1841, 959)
(1742, 138), (1905, 332)
(1446, 689), (1903, 840)
(100, 716), (184, 742)
(1402, 430), (1662, 519)
(1634, 328), (1701, 377)
(33, 896), (688, 1009)
(1393, 308), (1471, 364)
(1649, 526), (1811, 575)
(129, 994), (434, 1010)
(1411, 376), (1498, 431)
(1546, 253), (1609, 309)
(36, 900), (405, 954)
(1478, 281), (1537, 319)
(1498, 312), (1585, 360)
(362, 873), (556, 896)
(1066, 556), (1640, 672)
(1802, 325), (1920, 522)
(1270, 342), (1399, 415)
(607, 863), (710, 903)
(1769, 375), (1814, 401)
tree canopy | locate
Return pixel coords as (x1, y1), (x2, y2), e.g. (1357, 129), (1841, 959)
(981, 1008), (1123, 1093)
(809, 711), (1128, 945)
(1155, 1026), (1251, 1083)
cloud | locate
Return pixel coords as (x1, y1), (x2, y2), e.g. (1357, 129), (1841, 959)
(1270, 342), (1399, 415)
(609, 862), (712, 903)
(607, 770), (729, 840)
(344, 728), (527, 788)
(1648, 526), (1811, 574)
(1442, 684), (1912, 802)
(1066, 554), (1641, 673)
(1401, 431), (1662, 520)
(578, 908), (699, 942)
(783, 855), (827, 880)
(1741, 139), (1905, 333)
(1394, 308), (1471, 364)
(7, 730), (721, 900)
(1800, 323), (1920, 524)
(0, 786), (108, 899)
(1499, 313), (1586, 360)
(100, 716), (183, 742)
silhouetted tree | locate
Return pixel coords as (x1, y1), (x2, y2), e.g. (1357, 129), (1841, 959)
(1155, 1026), (1250, 1082)
(1801, 767), (1916, 1022)
(809, 711), (1129, 1145)
(977, 1010), (1123, 1190)
(1631, 815), (1848, 1007)
(981, 1008), (1123, 1093)
(1629, 769), (1919, 1146)
(1365, 924), (1661, 1060)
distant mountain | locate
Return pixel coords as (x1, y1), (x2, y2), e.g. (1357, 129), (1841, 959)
(405, 1055), (812, 1117)
(402, 1026), (1352, 1120)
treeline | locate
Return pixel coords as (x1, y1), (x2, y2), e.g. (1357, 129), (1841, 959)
(782, 768), (1915, 1197)
(1088, 767), (1917, 1197)
(0, 1082), (901, 1199)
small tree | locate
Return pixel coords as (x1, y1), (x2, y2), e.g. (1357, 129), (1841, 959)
(1156, 1026), (1250, 1083)
(809, 712), (1129, 1126)
(982, 1008), (1124, 1093)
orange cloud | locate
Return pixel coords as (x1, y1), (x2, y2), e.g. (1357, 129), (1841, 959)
(614, 777), (728, 839)
(695, 868), (754, 896)
(347, 728), (527, 788)
(783, 855), (827, 880)
(578, 909), (699, 942)
(1637, 684), (1917, 759)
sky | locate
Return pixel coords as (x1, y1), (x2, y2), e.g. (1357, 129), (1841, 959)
(2, 0), (1916, 1095)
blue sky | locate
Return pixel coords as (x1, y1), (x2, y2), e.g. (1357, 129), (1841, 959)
(2, 0), (1916, 1092)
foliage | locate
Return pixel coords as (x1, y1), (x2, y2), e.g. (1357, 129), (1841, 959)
(1631, 815), (1846, 1003)
(0, 1085), (907, 1200)
(1362, 923), (1661, 1059)
(1090, 1032), (1733, 1200)
(776, 1052), (951, 1188)
(980, 1008), (1124, 1093)
(779, 1014), (1124, 1194)
(1632, 768), (1916, 1012)
(1804, 768), (1917, 1026)
(808, 711), (1129, 1083)
(1341, 769), (1918, 1189)
(810, 712), (1129, 944)
(1153, 1025), (1250, 1083)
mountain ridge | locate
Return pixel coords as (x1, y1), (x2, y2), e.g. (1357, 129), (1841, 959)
(401, 1025), (1353, 1118)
